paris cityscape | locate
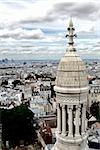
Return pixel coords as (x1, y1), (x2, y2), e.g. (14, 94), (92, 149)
(0, 0), (100, 150)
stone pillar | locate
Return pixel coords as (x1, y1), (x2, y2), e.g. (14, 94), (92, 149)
(57, 103), (61, 133)
(75, 106), (80, 137)
(68, 105), (73, 137)
(82, 104), (86, 135)
(62, 105), (66, 136)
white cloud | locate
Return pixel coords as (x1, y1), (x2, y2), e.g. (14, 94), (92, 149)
(0, 28), (44, 39)
(0, 0), (100, 59)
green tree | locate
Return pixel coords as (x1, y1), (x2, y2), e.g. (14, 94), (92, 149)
(1, 105), (38, 147)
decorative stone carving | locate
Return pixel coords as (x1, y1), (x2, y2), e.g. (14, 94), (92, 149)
(56, 93), (87, 104)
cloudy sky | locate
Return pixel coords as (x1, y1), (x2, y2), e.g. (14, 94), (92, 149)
(0, 0), (100, 60)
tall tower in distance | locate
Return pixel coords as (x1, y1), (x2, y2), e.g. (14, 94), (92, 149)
(52, 19), (89, 150)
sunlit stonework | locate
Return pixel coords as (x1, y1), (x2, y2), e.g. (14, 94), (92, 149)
(52, 19), (89, 150)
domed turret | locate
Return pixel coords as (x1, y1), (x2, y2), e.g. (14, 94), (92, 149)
(55, 18), (88, 96)
(52, 19), (89, 150)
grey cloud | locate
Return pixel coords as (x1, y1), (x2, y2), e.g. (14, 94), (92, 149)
(48, 2), (100, 20)
(21, 45), (35, 48)
(20, 15), (55, 25)
(20, 2), (100, 25)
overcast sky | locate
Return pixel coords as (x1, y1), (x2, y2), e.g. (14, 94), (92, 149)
(0, 0), (100, 60)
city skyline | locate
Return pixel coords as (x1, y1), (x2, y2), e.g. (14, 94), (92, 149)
(0, 0), (100, 60)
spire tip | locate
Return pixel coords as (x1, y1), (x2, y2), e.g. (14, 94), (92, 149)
(69, 18), (73, 27)
(66, 18), (77, 52)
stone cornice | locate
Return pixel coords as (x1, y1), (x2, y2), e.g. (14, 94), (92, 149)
(54, 86), (89, 94)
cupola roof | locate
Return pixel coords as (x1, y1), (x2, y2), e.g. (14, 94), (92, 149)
(55, 19), (88, 93)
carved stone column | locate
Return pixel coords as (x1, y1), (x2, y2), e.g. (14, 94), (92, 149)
(62, 105), (66, 136)
(68, 105), (73, 138)
(57, 103), (61, 133)
(75, 106), (80, 137)
(82, 104), (86, 135)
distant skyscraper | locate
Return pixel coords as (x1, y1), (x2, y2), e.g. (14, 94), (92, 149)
(52, 19), (89, 150)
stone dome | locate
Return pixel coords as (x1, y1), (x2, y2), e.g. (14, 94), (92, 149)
(55, 50), (88, 88)
(54, 19), (88, 94)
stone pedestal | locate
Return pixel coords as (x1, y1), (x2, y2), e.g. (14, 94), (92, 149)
(52, 136), (88, 150)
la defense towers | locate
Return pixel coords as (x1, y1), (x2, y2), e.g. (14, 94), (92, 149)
(52, 19), (89, 150)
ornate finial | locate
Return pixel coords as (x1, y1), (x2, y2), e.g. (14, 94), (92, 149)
(66, 18), (77, 49)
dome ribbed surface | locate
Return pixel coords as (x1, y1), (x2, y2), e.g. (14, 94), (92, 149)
(55, 51), (88, 88)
